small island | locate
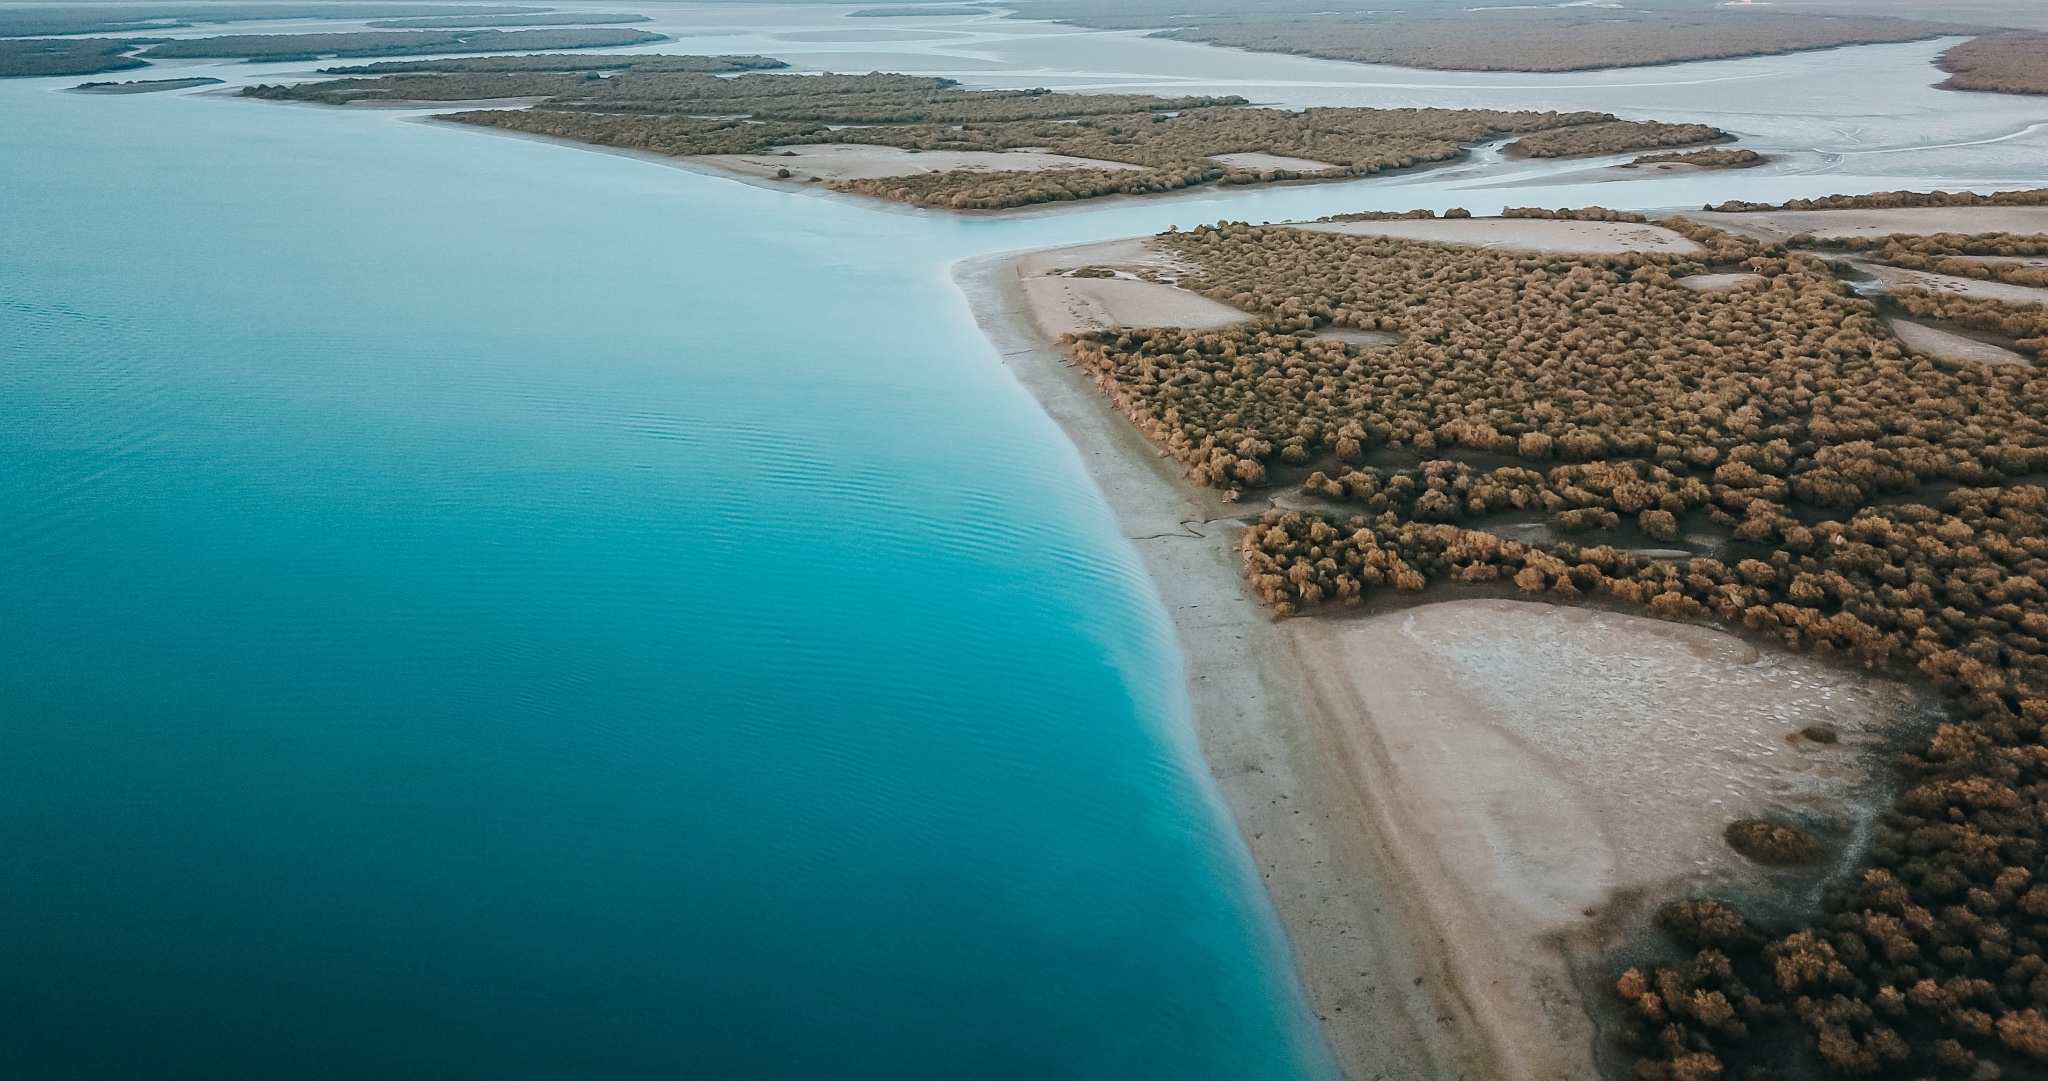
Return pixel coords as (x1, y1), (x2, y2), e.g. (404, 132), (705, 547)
(71, 76), (225, 94)
(243, 60), (1737, 211)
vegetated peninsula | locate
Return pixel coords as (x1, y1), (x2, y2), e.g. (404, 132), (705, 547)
(979, 190), (2048, 1081)
(1937, 31), (2048, 95)
(137, 27), (666, 61)
(71, 76), (225, 93)
(244, 63), (1732, 210)
(364, 14), (652, 29)
(0, 38), (149, 78)
(1005, 0), (1981, 73)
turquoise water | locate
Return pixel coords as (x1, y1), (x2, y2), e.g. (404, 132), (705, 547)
(0, 75), (2000, 1080)
(0, 83), (1351, 1080)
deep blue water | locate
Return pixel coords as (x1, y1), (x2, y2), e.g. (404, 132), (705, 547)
(0, 81), (1354, 1080)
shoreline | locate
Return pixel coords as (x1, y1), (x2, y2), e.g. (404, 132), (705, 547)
(955, 232), (1934, 1081)
(952, 246), (1477, 1081)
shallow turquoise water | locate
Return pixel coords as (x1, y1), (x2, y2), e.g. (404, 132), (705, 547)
(0, 82), (1354, 1080)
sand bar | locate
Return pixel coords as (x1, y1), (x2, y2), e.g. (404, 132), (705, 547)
(1863, 262), (2048, 305)
(694, 144), (1143, 184)
(1889, 317), (2033, 366)
(1676, 271), (1763, 291)
(1294, 217), (1705, 254)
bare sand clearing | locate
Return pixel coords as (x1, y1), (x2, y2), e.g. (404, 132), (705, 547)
(957, 247), (1471, 1081)
(1009, 238), (1249, 337)
(1694, 206), (2048, 243)
(1288, 599), (1925, 1081)
(694, 144), (1143, 183)
(1295, 217), (1704, 254)
(1864, 262), (2048, 306)
(1676, 271), (1763, 291)
(1889, 317), (2033, 366)
(1211, 151), (1343, 172)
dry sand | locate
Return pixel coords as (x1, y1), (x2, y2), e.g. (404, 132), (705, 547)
(1889, 317), (2033, 365)
(1295, 217), (1705, 254)
(957, 245), (1472, 1081)
(1676, 271), (1763, 291)
(1863, 262), (2048, 306)
(1212, 151), (1343, 173)
(1287, 600), (1925, 1081)
(1010, 238), (1250, 337)
(694, 143), (1144, 184)
(1694, 206), (2048, 243)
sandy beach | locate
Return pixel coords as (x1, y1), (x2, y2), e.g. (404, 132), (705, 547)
(961, 229), (1934, 1080)
(1294, 217), (1704, 255)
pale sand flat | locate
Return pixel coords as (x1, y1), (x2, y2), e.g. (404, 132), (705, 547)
(1211, 151), (1342, 172)
(1287, 599), (1924, 1081)
(1676, 271), (1763, 291)
(1694, 206), (2048, 243)
(1889, 317), (2032, 366)
(695, 144), (1143, 183)
(1008, 238), (1250, 337)
(1293, 217), (1704, 255)
(1865, 262), (2048, 306)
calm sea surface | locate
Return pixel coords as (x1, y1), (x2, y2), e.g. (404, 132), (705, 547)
(0, 63), (2021, 1080)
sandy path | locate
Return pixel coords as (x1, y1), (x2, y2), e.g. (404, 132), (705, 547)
(1694, 206), (2048, 242)
(1212, 151), (1343, 172)
(1864, 262), (2048, 306)
(1287, 600), (1926, 1081)
(1677, 271), (1762, 291)
(956, 248), (1473, 1081)
(1889, 317), (2032, 365)
(1294, 217), (1704, 254)
(694, 144), (1143, 183)
(1010, 238), (1251, 337)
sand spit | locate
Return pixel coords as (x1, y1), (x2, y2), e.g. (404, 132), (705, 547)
(1862, 261), (2048, 306)
(1888, 317), (2034, 365)
(693, 144), (1143, 184)
(1294, 217), (1704, 255)
(1010, 238), (1250, 338)
(1288, 599), (1926, 1081)
(957, 246), (1471, 1081)
(1695, 206), (2048, 242)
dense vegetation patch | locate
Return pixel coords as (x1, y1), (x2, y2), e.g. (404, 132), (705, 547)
(1633, 148), (1765, 170)
(1506, 120), (1724, 159)
(1070, 206), (2048, 1079)
(245, 65), (1723, 210)
(1712, 189), (2048, 213)
(0, 38), (146, 78)
(1938, 32), (2048, 96)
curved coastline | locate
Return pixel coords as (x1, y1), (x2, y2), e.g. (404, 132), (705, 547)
(953, 248), (1476, 1081)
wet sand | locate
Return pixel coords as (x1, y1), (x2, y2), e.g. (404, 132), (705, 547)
(1695, 206), (2048, 242)
(1889, 317), (2033, 365)
(1009, 238), (1249, 338)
